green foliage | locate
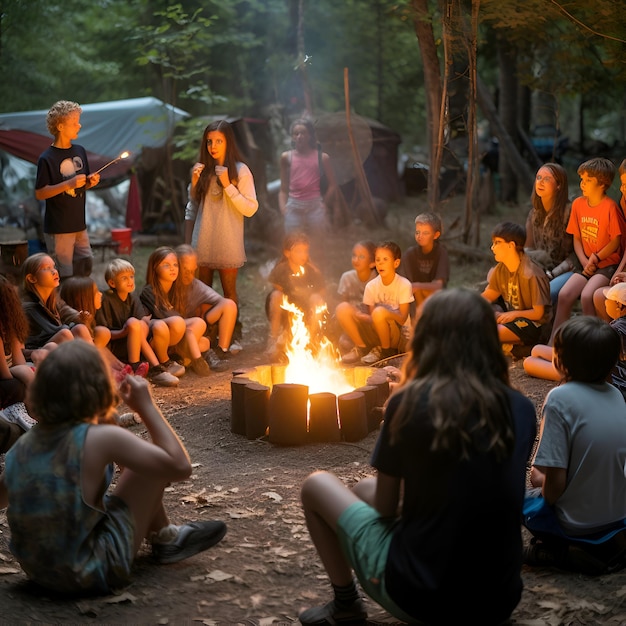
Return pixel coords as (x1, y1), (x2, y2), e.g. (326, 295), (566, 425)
(0, 0), (623, 154)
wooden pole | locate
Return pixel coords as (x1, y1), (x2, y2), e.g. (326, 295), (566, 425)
(344, 67), (379, 225)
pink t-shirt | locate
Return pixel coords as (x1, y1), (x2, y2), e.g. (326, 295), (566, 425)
(288, 150), (321, 201)
(566, 195), (622, 268)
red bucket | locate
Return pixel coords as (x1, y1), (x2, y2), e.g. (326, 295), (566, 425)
(110, 228), (132, 255)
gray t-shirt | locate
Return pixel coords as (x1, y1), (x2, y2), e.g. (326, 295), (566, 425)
(534, 381), (626, 535)
(181, 278), (223, 318)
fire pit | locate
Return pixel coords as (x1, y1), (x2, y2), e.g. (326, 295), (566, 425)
(230, 297), (393, 444)
(230, 363), (390, 444)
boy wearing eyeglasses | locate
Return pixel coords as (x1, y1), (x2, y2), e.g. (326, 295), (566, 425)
(482, 221), (552, 349)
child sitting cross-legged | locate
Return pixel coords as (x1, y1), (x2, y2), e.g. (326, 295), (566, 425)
(265, 231), (326, 361)
(0, 341), (226, 595)
(96, 258), (179, 387)
(481, 222), (552, 354)
(340, 241), (414, 365)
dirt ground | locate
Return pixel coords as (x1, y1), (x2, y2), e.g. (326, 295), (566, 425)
(1, 201), (625, 624)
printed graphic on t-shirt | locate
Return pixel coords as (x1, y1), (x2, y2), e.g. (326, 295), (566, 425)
(60, 156), (85, 198)
(505, 278), (520, 311)
(580, 215), (599, 245)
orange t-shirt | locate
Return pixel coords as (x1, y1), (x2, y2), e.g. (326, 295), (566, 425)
(566, 195), (622, 267)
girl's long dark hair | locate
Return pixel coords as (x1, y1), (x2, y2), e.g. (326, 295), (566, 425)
(0, 275), (29, 345)
(390, 288), (515, 461)
(192, 120), (246, 204)
(145, 246), (185, 314)
(530, 163), (572, 265)
(60, 276), (98, 333)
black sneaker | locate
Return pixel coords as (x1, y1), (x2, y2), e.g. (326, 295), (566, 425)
(523, 540), (565, 568)
(152, 520), (227, 564)
(189, 356), (212, 377)
(205, 350), (230, 372)
(213, 345), (233, 360)
(299, 598), (367, 625)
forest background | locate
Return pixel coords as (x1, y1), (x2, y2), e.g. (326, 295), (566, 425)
(0, 0), (625, 244)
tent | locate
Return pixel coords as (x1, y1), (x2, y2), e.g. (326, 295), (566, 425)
(0, 97), (189, 180)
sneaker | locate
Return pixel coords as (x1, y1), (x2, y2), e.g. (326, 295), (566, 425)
(0, 410), (24, 453)
(164, 360), (185, 377)
(152, 520), (227, 564)
(361, 346), (382, 365)
(133, 362), (150, 378)
(229, 340), (243, 354)
(2, 402), (37, 430)
(189, 356), (211, 377)
(299, 598), (367, 625)
(523, 540), (564, 568)
(204, 350), (230, 372)
(341, 346), (367, 364)
(213, 345), (232, 360)
(117, 412), (141, 427)
(147, 364), (179, 387)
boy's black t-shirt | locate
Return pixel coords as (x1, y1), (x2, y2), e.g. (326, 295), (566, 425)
(36, 144), (90, 234)
(399, 241), (450, 285)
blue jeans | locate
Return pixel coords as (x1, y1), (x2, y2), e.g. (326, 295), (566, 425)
(550, 271), (574, 308)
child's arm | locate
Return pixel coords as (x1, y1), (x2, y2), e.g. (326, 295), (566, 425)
(35, 174), (87, 201)
(540, 466), (567, 505)
(374, 471), (401, 517)
(0, 338), (12, 379)
(481, 286), (501, 303)
(572, 235), (588, 268)
(496, 303), (545, 324)
(83, 376), (191, 502)
(278, 152), (290, 215)
(589, 235), (622, 272)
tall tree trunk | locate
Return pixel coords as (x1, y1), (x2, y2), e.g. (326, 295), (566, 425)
(476, 76), (534, 196)
(411, 0), (443, 209)
(296, 0), (313, 116)
(497, 36), (519, 203)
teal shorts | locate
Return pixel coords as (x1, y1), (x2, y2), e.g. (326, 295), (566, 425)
(337, 501), (415, 623)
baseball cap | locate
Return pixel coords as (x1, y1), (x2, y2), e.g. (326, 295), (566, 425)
(603, 282), (626, 306)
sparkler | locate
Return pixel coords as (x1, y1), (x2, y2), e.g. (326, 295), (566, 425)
(93, 151), (130, 175)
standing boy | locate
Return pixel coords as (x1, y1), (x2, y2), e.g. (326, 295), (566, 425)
(399, 212), (449, 307)
(96, 258), (179, 387)
(482, 222), (551, 348)
(35, 101), (99, 279)
(523, 316), (626, 575)
(341, 241), (414, 365)
(550, 157), (621, 342)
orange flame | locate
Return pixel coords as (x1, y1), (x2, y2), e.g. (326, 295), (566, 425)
(280, 297), (354, 396)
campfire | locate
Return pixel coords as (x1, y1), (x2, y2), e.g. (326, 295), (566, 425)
(231, 297), (391, 444)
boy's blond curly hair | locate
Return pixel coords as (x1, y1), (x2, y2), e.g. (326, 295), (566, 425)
(46, 100), (82, 137)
